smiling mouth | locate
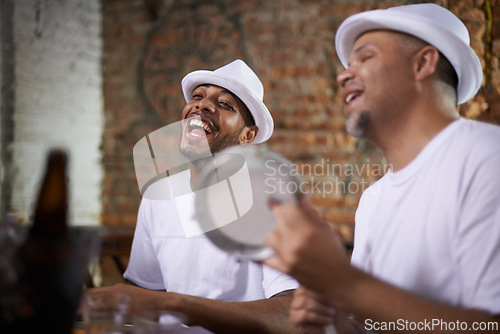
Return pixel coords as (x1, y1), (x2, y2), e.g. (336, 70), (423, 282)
(345, 92), (361, 105)
(188, 118), (215, 137)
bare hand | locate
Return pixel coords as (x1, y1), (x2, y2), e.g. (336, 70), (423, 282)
(83, 283), (181, 316)
(290, 286), (365, 334)
(263, 196), (351, 298)
(290, 286), (335, 329)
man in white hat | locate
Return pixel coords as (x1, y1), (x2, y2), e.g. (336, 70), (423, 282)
(86, 60), (299, 333)
(263, 3), (500, 333)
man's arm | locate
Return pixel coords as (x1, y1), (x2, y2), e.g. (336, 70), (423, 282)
(288, 285), (365, 334)
(263, 198), (499, 333)
(335, 267), (499, 334)
(85, 284), (300, 334)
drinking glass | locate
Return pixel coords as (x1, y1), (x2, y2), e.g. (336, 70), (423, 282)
(133, 310), (187, 334)
(81, 291), (131, 334)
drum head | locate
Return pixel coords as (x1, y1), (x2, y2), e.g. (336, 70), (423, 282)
(194, 145), (300, 260)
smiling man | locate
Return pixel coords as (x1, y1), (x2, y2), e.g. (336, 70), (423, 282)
(264, 3), (500, 334)
(177, 62), (267, 191)
(180, 85), (257, 158)
(86, 60), (299, 334)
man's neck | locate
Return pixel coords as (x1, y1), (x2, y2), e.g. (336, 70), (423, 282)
(374, 109), (459, 172)
(188, 156), (217, 191)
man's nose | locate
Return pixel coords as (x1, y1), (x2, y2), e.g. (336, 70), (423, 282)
(196, 98), (216, 113)
(336, 68), (354, 88)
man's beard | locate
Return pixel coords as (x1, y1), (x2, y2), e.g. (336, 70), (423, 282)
(179, 129), (243, 162)
(346, 110), (370, 138)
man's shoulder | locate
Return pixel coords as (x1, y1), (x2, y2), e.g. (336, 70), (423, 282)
(450, 118), (500, 159)
(455, 118), (500, 142)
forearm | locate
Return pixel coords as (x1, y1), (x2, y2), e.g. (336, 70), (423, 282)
(166, 290), (300, 334)
(334, 268), (499, 334)
(86, 284), (299, 333)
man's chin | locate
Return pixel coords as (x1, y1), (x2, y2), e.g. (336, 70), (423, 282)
(346, 111), (369, 138)
(180, 133), (241, 161)
(346, 125), (365, 138)
(179, 143), (212, 162)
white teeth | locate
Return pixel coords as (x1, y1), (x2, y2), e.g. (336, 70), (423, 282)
(346, 93), (358, 104)
(190, 118), (212, 134)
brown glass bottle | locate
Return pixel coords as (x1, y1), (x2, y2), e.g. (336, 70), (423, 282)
(13, 150), (86, 333)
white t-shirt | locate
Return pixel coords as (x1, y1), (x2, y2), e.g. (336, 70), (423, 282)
(351, 118), (500, 314)
(124, 170), (298, 301)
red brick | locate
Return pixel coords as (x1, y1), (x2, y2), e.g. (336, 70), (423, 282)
(323, 210), (355, 225)
(99, 0), (500, 286)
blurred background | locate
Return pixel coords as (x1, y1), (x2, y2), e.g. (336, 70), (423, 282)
(1, 0), (499, 285)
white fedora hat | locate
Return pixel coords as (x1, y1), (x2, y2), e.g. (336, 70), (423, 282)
(335, 3), (483, 105)
(181, 59), (274, 144)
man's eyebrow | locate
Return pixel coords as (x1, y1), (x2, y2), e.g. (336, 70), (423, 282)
(353, 43), (370, 55)
(221, 89), (238, 101)
(195, 85), (237, 98)
(194, 84), (239, 102)
(347, 43), (373, 66)
(195, 84), (210, 90)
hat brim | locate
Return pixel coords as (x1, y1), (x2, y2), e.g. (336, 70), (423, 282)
(335, 10), (482, 104)
(181, 71), (274, 144)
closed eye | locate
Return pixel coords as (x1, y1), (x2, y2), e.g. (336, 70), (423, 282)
(192, 93), (204, 100)
(361, 54), (373, 62)
(219, 101), (234, 110)
(349, 43), (377, 66)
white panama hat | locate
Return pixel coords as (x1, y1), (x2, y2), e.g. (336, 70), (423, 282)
(181, 59), (274, 144)
(335, 3), (483, 105)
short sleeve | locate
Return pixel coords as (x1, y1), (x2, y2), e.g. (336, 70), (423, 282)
(351, 181), (383, 272)
(262, 265), (299, 298)
(455, 152), (500, 314)
(123, 199), (165, 290)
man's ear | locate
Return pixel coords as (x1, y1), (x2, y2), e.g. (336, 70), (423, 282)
(239, 125), (259, 145)
(414, 45), (440, 82)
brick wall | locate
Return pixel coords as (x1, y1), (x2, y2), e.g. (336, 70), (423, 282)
(1, 0), (103, 226)
(101, 0), (500, 251)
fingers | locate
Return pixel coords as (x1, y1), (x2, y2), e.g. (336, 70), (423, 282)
(292, 286), (335, 313)
(298, 193), (313, 210)
(264, 201), (323, 275)
(265, 195), (349, 291)
(300, 324), (331, 334)
(290, 304), (335, 326)
(290, 286), (336, 328)
(268, 197), (281, 209)
(261, 254), (289, 274)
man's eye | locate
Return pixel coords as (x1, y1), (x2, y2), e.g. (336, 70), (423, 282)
(220, 101), (234, 110)
(361, 54), (373, 62)
(192, 93), (203, 100)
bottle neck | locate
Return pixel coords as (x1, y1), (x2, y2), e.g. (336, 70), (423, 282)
(30, 150), (68, 237)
